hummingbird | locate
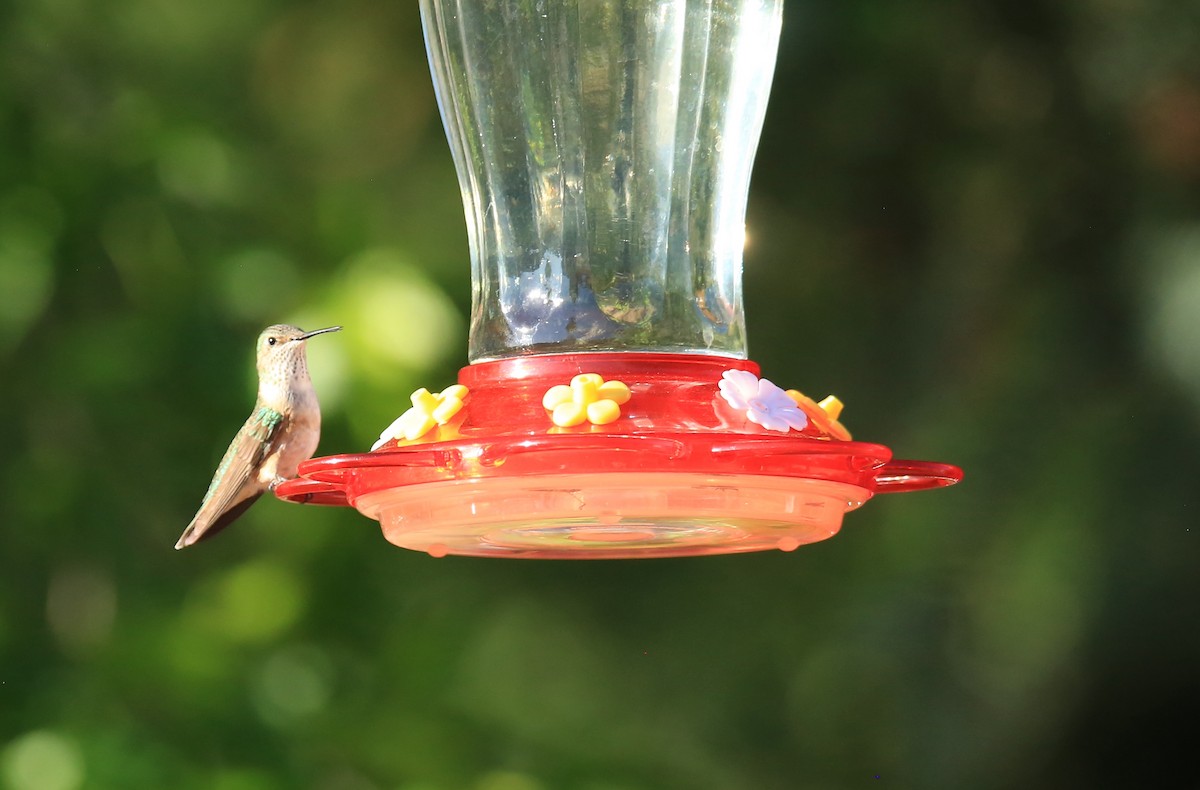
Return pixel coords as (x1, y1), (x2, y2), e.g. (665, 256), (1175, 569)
(175, 324), (342, 550)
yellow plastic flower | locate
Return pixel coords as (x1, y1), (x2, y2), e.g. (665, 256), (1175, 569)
(542, 373), (631, 428)
(372, 384), (469, 449)
(785, 389), (852, 440)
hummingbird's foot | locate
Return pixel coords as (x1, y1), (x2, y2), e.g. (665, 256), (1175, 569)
(267, 475), (289, 492)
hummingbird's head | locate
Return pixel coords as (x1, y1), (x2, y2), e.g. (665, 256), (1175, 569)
(255, 324), (342, 371)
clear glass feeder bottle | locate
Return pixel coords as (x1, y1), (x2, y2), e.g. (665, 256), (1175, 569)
(423, 0), (782, 361)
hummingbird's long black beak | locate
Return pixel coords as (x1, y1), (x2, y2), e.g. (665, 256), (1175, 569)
(298, 326), (342, 341)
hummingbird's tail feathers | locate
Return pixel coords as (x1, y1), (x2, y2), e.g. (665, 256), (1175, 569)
(175, 492), (263, 549)
(174, 407), (284, 550)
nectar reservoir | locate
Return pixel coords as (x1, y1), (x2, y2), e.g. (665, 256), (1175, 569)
(421, 0), (783, 361)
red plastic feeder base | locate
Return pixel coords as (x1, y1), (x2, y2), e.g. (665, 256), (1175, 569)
(275, 354), (961, 558)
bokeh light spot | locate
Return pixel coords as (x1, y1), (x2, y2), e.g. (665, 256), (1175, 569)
(184, 560), (307, 645)
(251, 644), (334, 727)
(0, 214), (55, 351)
(1143, 225), (1200, 408)
(99, 198), (187, 307)
(332, 248), (463, 374)
(1, 731), (85, 790)
(473, 770), (545, 790)
(218, 248), (300, 322)
(157, 129), (237, 205)
(209, 767), (283, 790)
(46, 564), (117, 653)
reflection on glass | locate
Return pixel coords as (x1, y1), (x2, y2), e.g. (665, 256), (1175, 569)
(421, 0), (783, 361)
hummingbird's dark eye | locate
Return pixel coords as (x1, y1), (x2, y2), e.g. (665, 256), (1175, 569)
(267, 337), (277, 346)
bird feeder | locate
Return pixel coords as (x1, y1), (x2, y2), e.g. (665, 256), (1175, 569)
(275, 0), (962, 558)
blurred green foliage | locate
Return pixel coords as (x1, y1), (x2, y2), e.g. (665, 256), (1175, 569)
(2, 0), (1199, 788)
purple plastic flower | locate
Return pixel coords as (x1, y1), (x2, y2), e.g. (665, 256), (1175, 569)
(718, 369), (809, 433)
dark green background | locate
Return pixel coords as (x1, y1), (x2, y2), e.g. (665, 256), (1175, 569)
(2, 1), (1198, 788)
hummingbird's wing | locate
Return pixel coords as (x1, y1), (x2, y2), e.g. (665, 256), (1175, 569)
(175, 405), (286, 549)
